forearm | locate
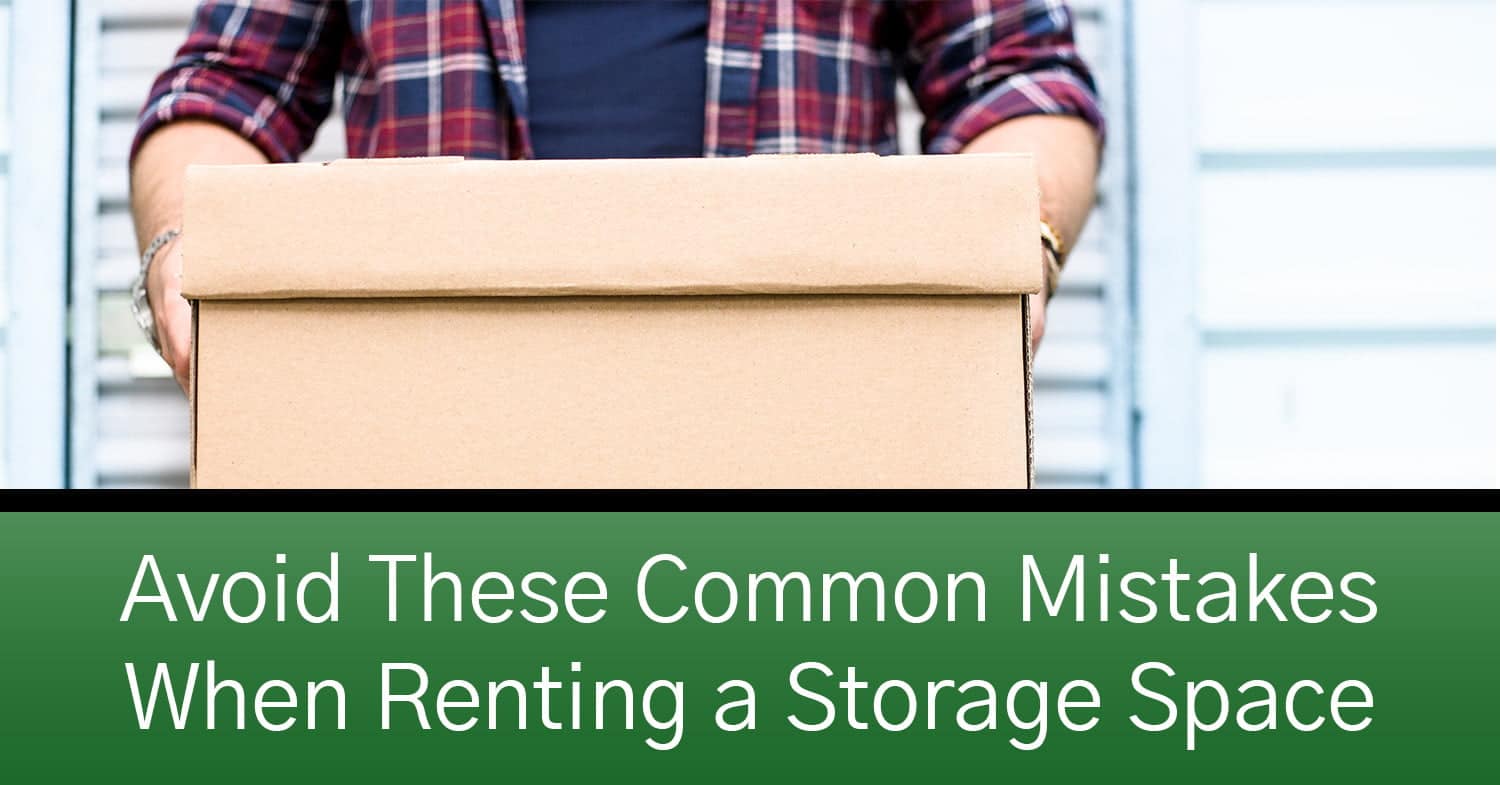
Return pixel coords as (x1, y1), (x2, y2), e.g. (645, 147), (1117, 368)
(959, 114), (1100, 255)
(130, 120), (268, 253)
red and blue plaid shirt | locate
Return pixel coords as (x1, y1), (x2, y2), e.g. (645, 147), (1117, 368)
(135, 0), (1103, 162)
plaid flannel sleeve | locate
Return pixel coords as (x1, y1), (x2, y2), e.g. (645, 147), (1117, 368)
(130, 1), (348, 165)
(902, 0), (1105, 154)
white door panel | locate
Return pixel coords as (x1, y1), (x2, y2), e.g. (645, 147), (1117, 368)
(1199, 167), (1496, 330)
(1197, 1), (1496, 152)
(1201, 342), (1496, 488)
(1134, 0), (1495, 487)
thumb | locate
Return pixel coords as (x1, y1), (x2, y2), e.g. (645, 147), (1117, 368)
(165, 297), (193, 394)
(1028, 292), (1047, 354)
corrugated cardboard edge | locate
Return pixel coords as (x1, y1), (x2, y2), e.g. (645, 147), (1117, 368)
(1022, 295), (1035, 489)
(189, 303), (199, 489)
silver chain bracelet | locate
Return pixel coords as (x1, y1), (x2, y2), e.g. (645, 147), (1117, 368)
(131, 228), (181, 356)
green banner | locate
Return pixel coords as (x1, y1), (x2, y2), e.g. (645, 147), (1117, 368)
(2, 511), (1494, 781)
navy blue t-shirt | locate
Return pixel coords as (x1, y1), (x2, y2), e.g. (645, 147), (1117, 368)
(525, 0), (709, 159)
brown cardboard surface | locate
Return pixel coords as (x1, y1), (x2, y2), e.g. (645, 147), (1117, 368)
(194, 296), (1027, 489)
(182, 154), (1041, 299)
(187, 154), (1040, 488)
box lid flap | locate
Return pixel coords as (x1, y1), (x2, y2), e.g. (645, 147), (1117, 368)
(182, 153), (1041, 299)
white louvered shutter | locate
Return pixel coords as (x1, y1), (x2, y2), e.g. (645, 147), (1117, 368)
(70, 0), (1134, 488)
(0, 1), (11, 485)
(1041, 0), (1132, 488)
(71, 0), (346, 488)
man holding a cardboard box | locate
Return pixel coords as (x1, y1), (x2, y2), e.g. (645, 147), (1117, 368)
(129, 1), (1103, 393)
(125, 1), (1103, 489)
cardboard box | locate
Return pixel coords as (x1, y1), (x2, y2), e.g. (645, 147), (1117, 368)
(183, 154), (1041, 488)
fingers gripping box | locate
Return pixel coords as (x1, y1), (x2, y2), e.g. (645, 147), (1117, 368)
(183, 154), (1041, 488)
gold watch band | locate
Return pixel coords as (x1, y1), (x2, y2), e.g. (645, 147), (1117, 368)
(1039, 219), (1066, 298)
(1039, 218), (1066, 261)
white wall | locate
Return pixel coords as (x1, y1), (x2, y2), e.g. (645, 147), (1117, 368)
(0, 1), (10, 487)
(1135, 0), (1497, 488)
(2, 0), (71, 488)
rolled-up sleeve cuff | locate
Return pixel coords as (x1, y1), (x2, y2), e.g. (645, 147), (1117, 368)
(130, 69), (303, 166)
(926, 67), (1106, 155)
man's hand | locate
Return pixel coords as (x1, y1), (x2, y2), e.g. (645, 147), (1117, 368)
(147, 238), (193, 392)
(1029, 246), (1057, 355)
(131, 120), (268, 396)
(959, 115), (1099, 356)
